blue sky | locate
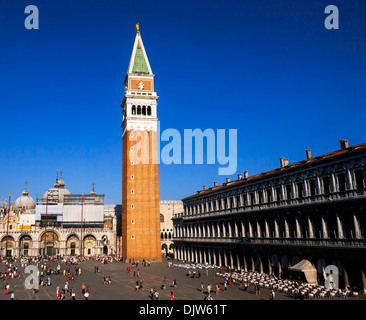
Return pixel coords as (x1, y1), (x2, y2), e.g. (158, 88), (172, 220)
(0, 0), (365, 204)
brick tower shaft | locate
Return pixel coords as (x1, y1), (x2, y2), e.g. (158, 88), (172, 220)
(121, 25), (161, 260)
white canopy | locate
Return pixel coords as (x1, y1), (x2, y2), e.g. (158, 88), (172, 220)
(288, 259), (317, 284)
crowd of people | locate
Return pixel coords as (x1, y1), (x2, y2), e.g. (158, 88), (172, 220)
(3, 254), (361, 300)
(0, 254), (122, 300)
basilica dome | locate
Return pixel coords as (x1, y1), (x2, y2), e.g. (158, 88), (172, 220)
(14, 187), (36, 210)
(43, 176), (70, 203)
(43, 187), (70, 203)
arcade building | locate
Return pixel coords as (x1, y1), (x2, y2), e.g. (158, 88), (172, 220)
(173, 140), (366, 291)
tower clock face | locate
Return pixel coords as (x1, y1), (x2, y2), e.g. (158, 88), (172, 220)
(137, 81), (145, 90)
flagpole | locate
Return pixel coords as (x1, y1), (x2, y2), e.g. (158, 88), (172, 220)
(5, 192), (11, 257)
(81, 193), (84, 257)
(44, 192), (48, 256)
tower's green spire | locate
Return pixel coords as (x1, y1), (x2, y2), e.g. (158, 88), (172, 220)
(132, 40), (149, 74)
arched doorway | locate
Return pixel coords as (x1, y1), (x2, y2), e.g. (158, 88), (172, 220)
(1, 236), (15, 257)
(40, 231), (59, 256)
(66, 235), (79, 256)
(19, 235), (32, 256)
(84, 235), (96, 256)
(101, 235), (108, 255)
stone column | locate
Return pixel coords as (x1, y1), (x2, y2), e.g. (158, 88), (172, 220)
(256, 221), (262, 238)
(278, 260), (282, 277)
(274, 218), (280, 238)
(234, 221), (238, 238)
(353, 213), (362, 239)
(295, 216), (302, 238)
(248, 221), (253, 237)
(237, 254), (241, 270)
(251, 257), (255, 272)
(321, 215), (329, 239)
(243, 255), (248, 272)
(229, 251), (234, 269)
(336, 213), (344, 239)
(330, 173), (336, 193)
(223, 250), (228, 267)
(241, 221), (245, 237)
(346, 169), (353, 190)
(284, 217), (290, 238)
(268, 258), (272, 275)
(343, 268), (349, 289)
(265, 219), (270, 238)
(361, 269), (366, 294)
(307, 215), (315, 238)
(228, 222), (232, 237)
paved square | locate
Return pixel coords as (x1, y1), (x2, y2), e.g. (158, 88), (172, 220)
(0, 257), (297, 300)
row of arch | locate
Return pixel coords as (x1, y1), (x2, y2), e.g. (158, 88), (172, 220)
(161, 231), (173, 240)
(131, 105), (152, 116)
(175, 209), (364, 241)
(0, 232), (109, 256)
(175, 246), (366, 290)
(184, 165), (365, 216)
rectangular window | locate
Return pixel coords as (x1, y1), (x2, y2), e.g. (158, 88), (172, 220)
(275, 187), (281, 202)
(309, 180), (316, 196)
(250, 193), (255, 205)
(337, 173), (346, 192)
(285, 185), (291, 200)
(258, 192), (263, 204)
(266, 189), (271, 203)
(297, 182), (303, 198)
(355, 169), (364, 189)
(322, 176), (330, 194)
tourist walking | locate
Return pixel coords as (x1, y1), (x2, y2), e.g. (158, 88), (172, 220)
(269, 290), (275, 300)
(207, 284), (211, 294)
(215, 283), (220, 295)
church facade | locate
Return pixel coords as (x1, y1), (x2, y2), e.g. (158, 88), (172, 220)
(0, 175), (118, 257)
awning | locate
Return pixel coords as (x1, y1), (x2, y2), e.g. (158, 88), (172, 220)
(288, 259), (317, 284)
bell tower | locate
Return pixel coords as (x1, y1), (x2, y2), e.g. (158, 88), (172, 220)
(120, 24), (161, 260)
